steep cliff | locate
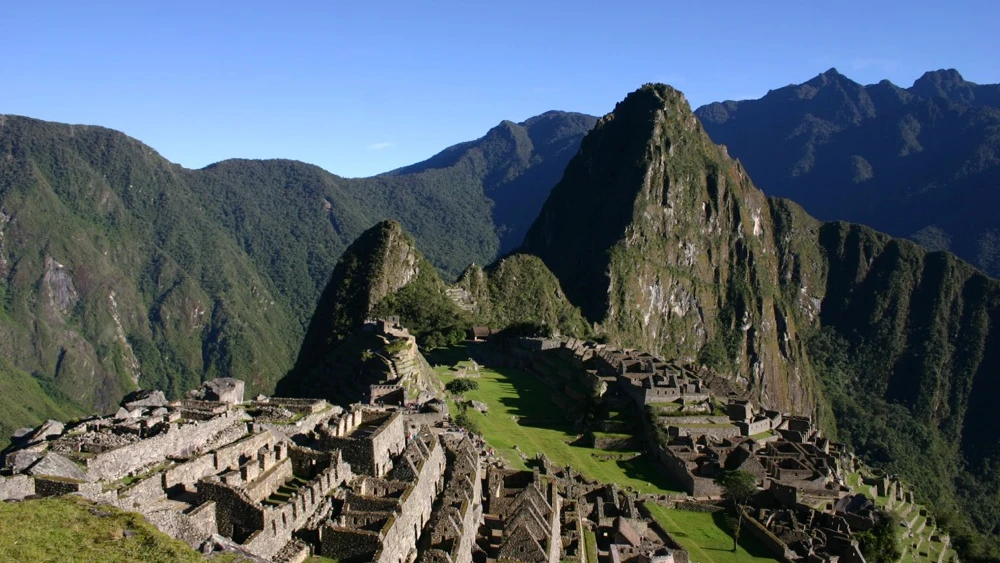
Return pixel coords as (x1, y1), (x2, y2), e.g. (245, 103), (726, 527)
(522, 84), (822, 413)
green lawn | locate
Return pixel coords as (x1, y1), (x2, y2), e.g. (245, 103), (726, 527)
(429, 345), (683, 494)
(0, 496), (238, 563)
(646, 505), (778, 563)
(583, 528), (599, 563)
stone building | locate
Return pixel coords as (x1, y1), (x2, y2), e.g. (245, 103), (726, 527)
(482, 467), (563, 563)
(319, 428), (448, 563)
(1, 376), (488, 563)
(317, 407), (407, 477)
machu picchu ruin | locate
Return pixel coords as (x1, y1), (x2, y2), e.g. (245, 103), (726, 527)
(3, 321), (961, 563)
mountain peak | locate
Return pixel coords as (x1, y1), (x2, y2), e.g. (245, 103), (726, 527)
(913, 68), (966, 87)
(910, 68), (969, 98)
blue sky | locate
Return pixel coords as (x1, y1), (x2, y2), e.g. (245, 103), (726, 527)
(2, 1), (996, 177)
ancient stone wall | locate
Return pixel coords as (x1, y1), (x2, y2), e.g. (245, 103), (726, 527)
(143, 501), (218, 548)
(739, 506), (796, 562)
(325, 413), (406, 476)
(197, 478), (264, 541)
(246, 463), (348, 559)
(373, 437), (447, 563)
(214, 430), (275, 472)
(320, 528), (383, 560)
(661, 416), (730, 425)
(449, 458), (483, 563)
(118, 472), (168, 506)
(348, 491), (403, 512)
(547, 494), (562, 563)
(668, 424), (740, 440)
(371, 385), (406, 405)
(245, 457), (293, 503)
(86, 411), (242, 481)
(164, 454), (216, 490)
(368, 413), (406, 476)
(0, 474), (35, 500)
(33, 477), (101, 497)
(740, 419), (771, 436)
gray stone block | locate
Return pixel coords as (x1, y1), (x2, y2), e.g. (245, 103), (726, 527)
(27, 452), (91, 482)
(7, 450), (42, 474)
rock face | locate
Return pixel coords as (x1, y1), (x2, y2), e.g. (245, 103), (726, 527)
(522, 84), (821, 413)
(26, 452), (91, 482)
(521, 83), (1000, 434)
(291, 220), (423, 367)
(278, 222), (443, 404)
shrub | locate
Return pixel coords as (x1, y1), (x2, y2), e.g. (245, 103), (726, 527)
(446, 379), (479, 394)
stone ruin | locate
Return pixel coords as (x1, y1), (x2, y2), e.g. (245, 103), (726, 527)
(0, 376), (463, 562)
(0, 366), (696, 563)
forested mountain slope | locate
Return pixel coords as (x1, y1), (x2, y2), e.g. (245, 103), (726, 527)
(0, 109), (593, 437)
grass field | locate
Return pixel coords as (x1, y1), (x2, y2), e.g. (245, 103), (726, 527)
(428, 345), (683, 494)
(583, 528), (599, 563)
(646, 505), (778, 563)
(0, 496), (235, 563)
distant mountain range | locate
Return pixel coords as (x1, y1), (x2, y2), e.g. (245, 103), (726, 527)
(0, 110), (594, 439)
(696, 68), (1000, 277)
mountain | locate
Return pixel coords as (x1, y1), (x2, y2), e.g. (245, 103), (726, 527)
(521, 84), (1000, 556)
(278, 220), (588, 403)
(0, 110), (593, 439)
(359, 110), (598, 262)
(695, 69), (1000, 277)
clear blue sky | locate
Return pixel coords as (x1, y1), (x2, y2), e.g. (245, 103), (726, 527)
(2, 1), (996, 178)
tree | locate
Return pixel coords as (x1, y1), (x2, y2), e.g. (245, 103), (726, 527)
(856, 510), (902, 563)
(445, 378), (479, 394)
(715, 470), (758, 551)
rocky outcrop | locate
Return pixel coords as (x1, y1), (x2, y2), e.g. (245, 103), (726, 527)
(521, 84), (821, 413)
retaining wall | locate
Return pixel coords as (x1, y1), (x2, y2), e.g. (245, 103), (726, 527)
(0, 474), (35, 500)
(86, 412), (242, 481)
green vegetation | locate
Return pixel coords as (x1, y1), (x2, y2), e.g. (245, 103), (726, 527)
(809, 325), (1000, 561)
(583, 528), (599, 563)
(715, 470), (759, 551)
(517, 82), (1000, 561)
(0, 496), (236, 562)
(0, 110), (594, 441)
(856, 511), (902, 563)
(646, 505), (776, 563)
(453, 409), (481, 435)
(0, 356), (85, 440)
(445, 378), (479, 394)
(374, 258), (471, 349)
(429, 345), (682, 494)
